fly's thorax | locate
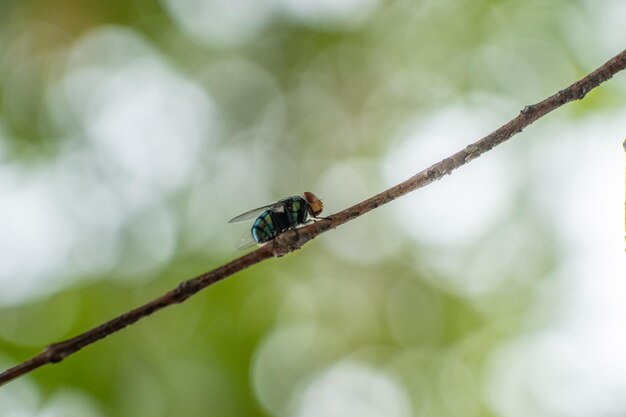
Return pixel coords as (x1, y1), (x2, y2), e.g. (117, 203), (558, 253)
(285, 196), (308, 225)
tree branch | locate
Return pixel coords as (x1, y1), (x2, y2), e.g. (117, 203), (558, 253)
(2, 48), (626, 387)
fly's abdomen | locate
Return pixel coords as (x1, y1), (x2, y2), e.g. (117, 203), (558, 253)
(251, 210), (293, 243)
(251, 211), (276, 243)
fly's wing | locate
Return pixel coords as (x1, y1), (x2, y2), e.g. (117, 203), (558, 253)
(228, 202), (285, 223)
(236, 235), (258, 250)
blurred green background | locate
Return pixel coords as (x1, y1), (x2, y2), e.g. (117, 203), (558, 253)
(0, 0), (625, 416)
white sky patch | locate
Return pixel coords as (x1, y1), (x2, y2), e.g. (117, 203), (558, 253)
(85, 59), (210, 199)
(382, 103), (626, 416)
(528, 114), (625, 256)
(38, 389), (105, 417)
(277, 0), (380, 28)
(580, 0), (626, 62)
(382, 102), (516, 249)
(64, 29), (215, 274)
(380, 100), (538, 297)
(112, 205), (178, 282)
(485, 111), (626, 417)
(291, 361), (411, 417)
(486, 320), (626, 417)
(0, 27), (216, 306)
(0, 376), (104, 417)
(0, 168), (76, 305)
(160, 0), (276, 46)
(252, 323), (351, 416)
(317, 159), (401, 264)
(58, 28), (215, 205)
(0, 375), (40, 417)
(160, 0), (380, 43)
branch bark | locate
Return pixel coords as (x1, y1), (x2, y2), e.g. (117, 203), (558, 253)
(2, 48), (626, 387)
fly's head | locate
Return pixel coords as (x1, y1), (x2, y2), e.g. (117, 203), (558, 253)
(303, 191), (323, 217)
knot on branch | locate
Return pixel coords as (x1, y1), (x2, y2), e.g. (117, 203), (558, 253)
(571, 84), (591, 100)
(271, 229), (305, 257)
(44, 344), (69, 363)
(175, 280), (201, 302)
(556, 85), (589, 103)
(464, 144), (481, 162)
(520, 104), (536, 116)
(427, 158), (454, 179)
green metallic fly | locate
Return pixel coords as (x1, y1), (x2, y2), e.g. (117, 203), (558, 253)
(228, 192), (324, 249)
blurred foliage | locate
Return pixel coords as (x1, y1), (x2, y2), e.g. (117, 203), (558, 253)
(0, 0), (624, 416)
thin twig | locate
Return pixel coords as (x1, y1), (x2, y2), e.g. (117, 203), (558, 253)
(2, 48), (626, 387)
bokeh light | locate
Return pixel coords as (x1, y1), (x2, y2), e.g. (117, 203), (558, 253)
(0, 0), (624, 416)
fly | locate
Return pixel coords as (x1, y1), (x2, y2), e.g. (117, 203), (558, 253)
(228, 191), (324, 250)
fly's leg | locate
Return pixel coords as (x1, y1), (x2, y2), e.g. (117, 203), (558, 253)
(302, 216), (329, 225)
(311, 215), (330, 222)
